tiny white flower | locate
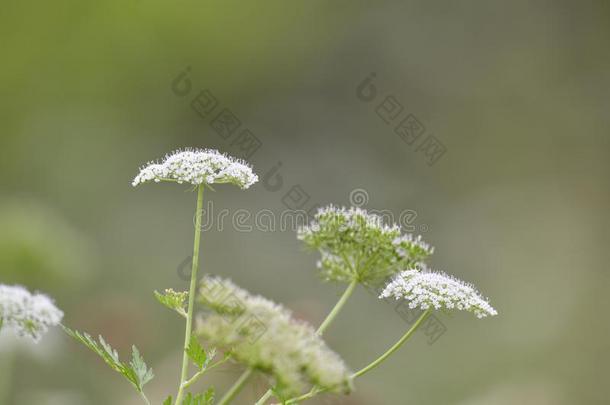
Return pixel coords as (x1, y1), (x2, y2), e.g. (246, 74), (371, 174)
(132, 148), (258, 189)
(392, 234), (435, 257)
(0, 284), (64, 342)
(298, 205), (433, 285)
(197, 276), (352, 397)
(380, 270), (497, 318)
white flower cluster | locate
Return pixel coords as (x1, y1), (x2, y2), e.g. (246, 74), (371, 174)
(380, 270), (497, 318)
(300, 206), (401, 236)
(132, 148), (258, 189)
(393, 234), (435, 257)
(298, 205), (434, 285)
(197, 276), (352, 397)
(0, 284), (64, 342)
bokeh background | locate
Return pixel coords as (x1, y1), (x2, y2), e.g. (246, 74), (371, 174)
(1, 1), (608, 404)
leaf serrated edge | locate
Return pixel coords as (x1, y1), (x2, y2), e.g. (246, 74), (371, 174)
(62, 326), (154, 394)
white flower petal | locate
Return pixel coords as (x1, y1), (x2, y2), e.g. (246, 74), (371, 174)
(0, 284), (63, 343)
(380, 270), (497, 318)
(132, 148), (258, 189)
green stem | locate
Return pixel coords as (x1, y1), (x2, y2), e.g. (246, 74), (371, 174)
(175, 185), (205, 405)
(353, 309), (432, 378)
(284, 309), (433, 404)
(183, 356), (231, 390)
(182, 368), (207, 391)
(139, 391), (151, 405)
(217, 368), (254, 405)
(254, 390), (274, 405)
(283, 387), (323, 404)
(254, 280), (359, 404)
(316, 279), (358, 335)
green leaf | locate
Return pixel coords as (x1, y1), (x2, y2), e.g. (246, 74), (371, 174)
(181, 388), (215, 405)
(163, 396), (173, 405)
(63, 326), (154, 393)
(130, 345), (155, 389)
(186, 334), (206, 369)
(203, 387), (215, 404)
(155, 289), (188, 317)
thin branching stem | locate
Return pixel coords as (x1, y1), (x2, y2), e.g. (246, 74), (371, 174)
(175, 185), (205, 404)
(182, 356), (231, 390)
(316, 279), (358, 335)
(217, 368), (254, 405)
(283, 309), (433, 404)
(139, 391), (152, 405)
(254, 389), (274, 405)
(254, 279), (359, 404)
(353, 309), (432, 378)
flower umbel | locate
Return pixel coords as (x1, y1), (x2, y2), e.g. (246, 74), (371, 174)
(298, 205), (433, 285)
(196, 276), (352, 398)
(380, 270), (498, 318)
(132, 148), (258, 189)
(0, 284), (64, 342)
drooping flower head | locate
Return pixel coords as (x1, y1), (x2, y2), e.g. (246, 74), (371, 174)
(298, 206), (434, 285)
(380, 270), (497, 318)
(132, 148), (258, 189)
(0, 284), (64, 342)
(196, 276), (352, 398)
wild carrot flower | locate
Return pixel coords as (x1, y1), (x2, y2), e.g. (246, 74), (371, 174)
(196, 276), (352, 398)
(132, 148), (258, 189)
(392, 234), (434, 259)
(380, 270), (498, 318)
(298, 206), (433, 285)
(0, 284), (64, 342)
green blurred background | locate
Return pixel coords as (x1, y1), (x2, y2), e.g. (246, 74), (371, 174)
(1, 1), (608, 404)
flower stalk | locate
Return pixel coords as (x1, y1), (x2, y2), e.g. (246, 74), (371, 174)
(182, 355), (231, 390)
(317, 279), (358, 335)
(353, 308), (431, 378)
(282, 309), (432, 404)
(217, 368), (254, 405)
(175, 184), (205, 405)
(252, 278), (358, 405)
(139, 391), (152, 405)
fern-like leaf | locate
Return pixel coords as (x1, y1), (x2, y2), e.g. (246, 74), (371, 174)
(130, 345), (155, 389)
(203, 387), (215, 404)
(181, 388), (215, 405)
(63, 326), (154, 393)
(186, 334), (206, 369)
